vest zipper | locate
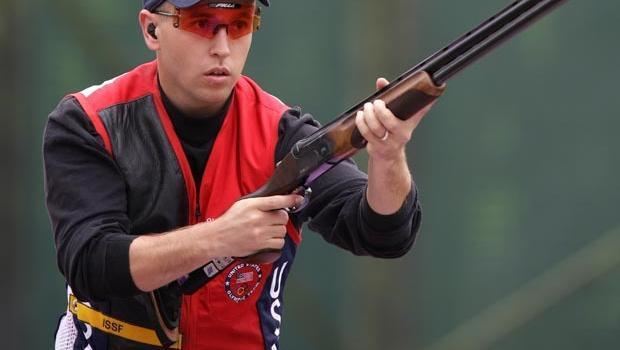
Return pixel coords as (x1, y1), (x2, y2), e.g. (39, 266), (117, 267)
(194, 201), (201, 222)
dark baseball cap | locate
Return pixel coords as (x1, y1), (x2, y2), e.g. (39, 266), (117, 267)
(143, 0), (269, 11)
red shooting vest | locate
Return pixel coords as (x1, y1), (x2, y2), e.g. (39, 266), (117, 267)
(73, 61), (301, 350)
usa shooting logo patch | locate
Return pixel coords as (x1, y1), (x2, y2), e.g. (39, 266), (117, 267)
(225, 263), (262, 303)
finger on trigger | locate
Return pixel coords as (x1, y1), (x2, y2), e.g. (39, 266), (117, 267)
(258, 195), (302, 211)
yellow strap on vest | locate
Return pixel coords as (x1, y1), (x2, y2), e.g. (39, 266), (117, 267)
(68, 294), (181, 349)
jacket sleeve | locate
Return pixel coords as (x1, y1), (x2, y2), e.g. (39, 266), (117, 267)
(43, 96), (140, 301)
(275, 107), (421, 258)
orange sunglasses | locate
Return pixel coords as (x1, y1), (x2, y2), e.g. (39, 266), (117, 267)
(154, 2), (261, 39)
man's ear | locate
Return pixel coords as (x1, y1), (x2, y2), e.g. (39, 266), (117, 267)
(147, 23), (158, 39)
(139, 10), (159, 51)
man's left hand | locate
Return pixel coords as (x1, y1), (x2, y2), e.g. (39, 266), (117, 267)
(355, 77), (434, 163)
(355, 77), (435, 215)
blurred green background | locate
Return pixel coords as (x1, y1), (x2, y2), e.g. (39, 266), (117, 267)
(2, 0), (619, 349)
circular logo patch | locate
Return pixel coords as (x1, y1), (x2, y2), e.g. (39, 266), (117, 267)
(225, 263), (262, 303)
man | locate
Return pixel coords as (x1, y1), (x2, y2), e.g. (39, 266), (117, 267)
(44, 0), (433, 349)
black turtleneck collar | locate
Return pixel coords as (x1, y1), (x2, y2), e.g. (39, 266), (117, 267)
(159, 86), (231, 184)
(160, 88), (230, 147)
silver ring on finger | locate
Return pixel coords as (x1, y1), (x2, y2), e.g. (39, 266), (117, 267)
(381, 130), (389, 141)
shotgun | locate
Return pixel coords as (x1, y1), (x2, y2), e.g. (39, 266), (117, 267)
(153, 0), (569, 345)
(182, 0), (569, 292)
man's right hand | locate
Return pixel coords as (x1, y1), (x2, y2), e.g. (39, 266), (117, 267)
(129, 194), (303, 292)
(204, 194), (304, 258)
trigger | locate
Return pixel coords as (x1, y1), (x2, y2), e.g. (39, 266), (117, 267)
(287, 187), (312, 213)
